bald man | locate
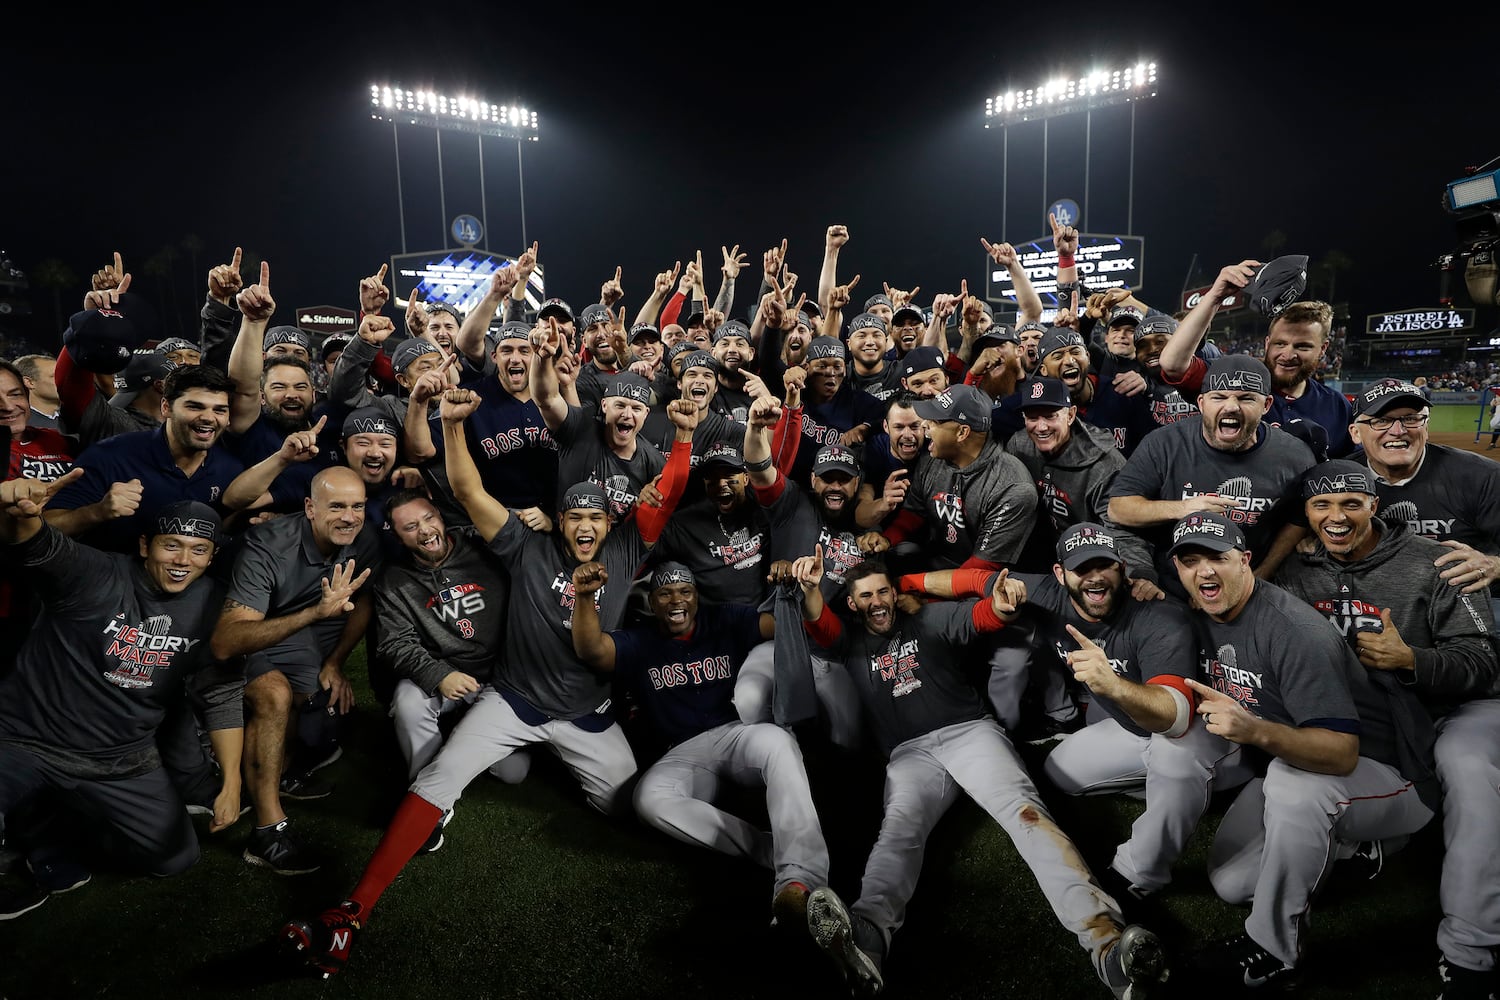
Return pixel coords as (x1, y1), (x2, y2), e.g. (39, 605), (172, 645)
(211, 467), (383, 875)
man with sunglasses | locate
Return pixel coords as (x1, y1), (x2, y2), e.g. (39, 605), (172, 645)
(1348, 379), (1500, 615)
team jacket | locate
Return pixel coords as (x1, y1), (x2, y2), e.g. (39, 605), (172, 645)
(374, 527), (512, 696)
(1006, 420), (1157, 581)
(1274, 519), (1500, 720)
(895, 434), (1037, 570)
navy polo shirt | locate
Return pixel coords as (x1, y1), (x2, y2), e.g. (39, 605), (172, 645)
(221, 409), (338, 512)
(50, 426), (244, 554)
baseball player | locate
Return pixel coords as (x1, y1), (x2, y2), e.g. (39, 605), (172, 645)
(794, 548), (1169, 998)
(1273, 460), (1500, 1000)
(1028, 524), (1253, 902)
(0, 478), (239, 918)
(278, 387), (699, 977)
(1169, 511), (1435, 989)
(1107, 355), (1316, 592)
(570, 559), (834, 929)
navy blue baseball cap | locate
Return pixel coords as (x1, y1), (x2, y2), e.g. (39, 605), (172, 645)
(64, 293), (159, 374)
(342, 407), (400, 439)
(1057, 522), (1120, 571)
(891, 304), (924, 326)
(900, 346), (944, 378)
(579, 303), (611, 329)
(392, 338), (442, 374)
(912, 385), (993, 431)
(151, 500), (225, 546)
(1037, 328), (1086, 361)
(812, 445), (861, 479)
(1019, 376), (1073, 410)
(699, 442), (746, 471)
(1301, 459), (1378, 499)
(110, 351), (177, 409)
(537, 298), (574, 323)
(1245, 255), (1309, 318)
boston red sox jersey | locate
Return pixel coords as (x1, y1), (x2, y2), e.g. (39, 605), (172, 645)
(1191, 579), (1402, 770)
(446, 373), (558, 510)
(756, 473), (866, 603)
(552, 405), (665, 525)
(812, 602), (990, 755)
(609, 603), (765, 747)
(0, 524), (226, 779)
(1016, 574), (1197, 737)
(488, 515), (649, 720)
(374, 527), (512, 695)
(1109, 418), (1315, 579)
(900, 435), (1037, 570)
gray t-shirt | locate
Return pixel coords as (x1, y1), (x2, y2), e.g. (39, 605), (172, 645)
(553, 404), (665, 525)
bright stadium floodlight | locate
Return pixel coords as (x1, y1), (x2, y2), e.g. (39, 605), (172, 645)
(984, 62), (1158, 127)
(369, 84), (539, 141)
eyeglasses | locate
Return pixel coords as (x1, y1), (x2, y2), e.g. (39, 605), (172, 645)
(1355, 413), (1428, 432)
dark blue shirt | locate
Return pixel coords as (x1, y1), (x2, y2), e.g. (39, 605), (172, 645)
(1268, 378), (1354, 459)
(51, 426), (245, 554)
(609, 603), (765, 747)
(438, 375), (558, 510)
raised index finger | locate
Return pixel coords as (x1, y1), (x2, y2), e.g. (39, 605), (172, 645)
(113, 251), (124, 275)
(260, 261), (270, 288)
(230, 246), (243, 269)
(375, 263), (388, 282)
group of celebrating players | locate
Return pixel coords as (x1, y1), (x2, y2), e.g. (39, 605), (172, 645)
(2, 219), (1498, 999)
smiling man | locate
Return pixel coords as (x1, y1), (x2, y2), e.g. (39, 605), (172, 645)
(0, 485), (241, 920)
(1169, 510), (1435, 991)
(1273, 460), (1500, 1000)
(211, 466), (383, 876)
(1108, 356), (1315, 592)
(278, 387), (697, 978)
(1346, 379), (1500, 613)
(44, 367), (244, 555)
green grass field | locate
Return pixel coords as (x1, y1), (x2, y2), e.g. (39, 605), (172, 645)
(0, 646), (1448, 1000)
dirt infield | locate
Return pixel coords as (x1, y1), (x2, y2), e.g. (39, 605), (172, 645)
(1431, 431), (1500, 457)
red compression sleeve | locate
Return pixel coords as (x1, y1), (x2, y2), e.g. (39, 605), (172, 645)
(971, 600), (1007, 633)
(771, 406), (803, 477)
(54, 347), (98, 428)
(803, 602), (842, 647)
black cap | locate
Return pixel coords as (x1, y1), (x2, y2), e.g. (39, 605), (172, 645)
(1301, 459), (1378, 499)
(1037, 328), (1086, 360)
(1134, 315), (1178, 341)
(912, 385), (993, 431)
(151, 500), (225, 546)
(1353, 378), (1428, 417)
(578, 303), (611, 329)
(629, 322), (662, 343)
(392, 338), (442, 374)
(1056, 523), (1121, 571)
(848, 312), (888, 335)
(1245, 255), (1309, 318)
(603, 372), (653, 404)
(806, 337), (846, 361)
(712, 318), (752, 345)
(650, 561), (696, 591)
(863, 293), (894, 312)
(537, 298), (574, 323)
(811, 445), (861, 478)
(1106, 306), (1145, 328)
(1167, 512), (1247, 558)
(900, 346), (944, 378)
(342, 406), (401, 439)
(110, 351), (177, 409)
(264, 326), (311, 353)
(562, 481), (608, 511)
(699, 442), (746, 471)
(320, 334), (352, 360)
(891, 304), (924, 326)
(1202, 356), (1272, 396)
(974, 325), (1019, 351)
(64, 293), (159, 374)
(1018, 377), (1073, 410)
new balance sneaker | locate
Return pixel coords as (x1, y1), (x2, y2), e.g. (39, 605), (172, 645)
(770, 881), (809, 932)
(279, 770), (334, 801)
(807, 887), (883, 996)
(1439, 956), (1498, 1000)
(281, 900), (363, 978)
(27, 855), (90, 893)
(0, 881), (48, 920)
(1194, 932), (1298, 991)
(244, 819), (322, 875)
(1102, 924), (1170, 999)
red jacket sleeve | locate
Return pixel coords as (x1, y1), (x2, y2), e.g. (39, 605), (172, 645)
(635, 436), (693, 544)
(883, 509), (925, 545)
(772, 406), (803, 477)
(660, 292), (687, 330)
(54, 347), (98, 428)
(803, 602), (843, 647)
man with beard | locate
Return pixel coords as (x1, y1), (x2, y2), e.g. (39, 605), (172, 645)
(1130, 315), (1199, 430)
(1159, 262), (1352, 457)
(1273, 461), (1500, 1000)
(0, 486), (243, 919)
(1027, 524), (1252, 905)
(643, 350), (749, 503)
(569, 560), (836, 933)
(221, 357), (329, 511)
(573, 304), (624, 413)
(1344, 379), (1500, 614)
(1107, 356), (1315, 591)
(278, 387), (698, 978)
(855, 398), (925, 531)
(212, 466), (382, 876)
(434, 315), (559, 514)
(45, 367), (243, 554)
(1168, 511), (1433, 990)
(1016, 320), (1046, 374)
(754, 292), (815, 401)
(329, 314), (454, 453)
(1035, 328), (1155, 455)
(709, 319), (767, 422)
(375, 487), (522, 821)
(887, 303), (928, 362)
(533, 319), (664, 525)
(1006, 377), (1158, 590)
(794, 551), (1169, 999)
(788, 337), (884, 489)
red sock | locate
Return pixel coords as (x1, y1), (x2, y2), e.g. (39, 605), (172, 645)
(348, 793), (442, 914)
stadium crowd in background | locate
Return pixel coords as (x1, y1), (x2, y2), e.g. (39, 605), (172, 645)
(2, 223), (1498, 1000)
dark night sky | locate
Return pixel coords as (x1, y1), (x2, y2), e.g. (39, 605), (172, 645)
(5, 7), (1494, 345)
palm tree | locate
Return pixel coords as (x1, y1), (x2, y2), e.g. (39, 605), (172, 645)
(1313, 250), (1355, 305)
(31, 258), (78, 336)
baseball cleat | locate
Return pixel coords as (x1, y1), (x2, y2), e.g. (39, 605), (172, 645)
(1110, 924), (1170, 998)
(280, 901), (363, 978)
(807, 887), (883, 996)
(1437, 956), (1497, 1000)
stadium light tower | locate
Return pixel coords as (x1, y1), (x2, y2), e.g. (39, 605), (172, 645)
(369, 84), (540, 254)
(982, 62), (1158, 242)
